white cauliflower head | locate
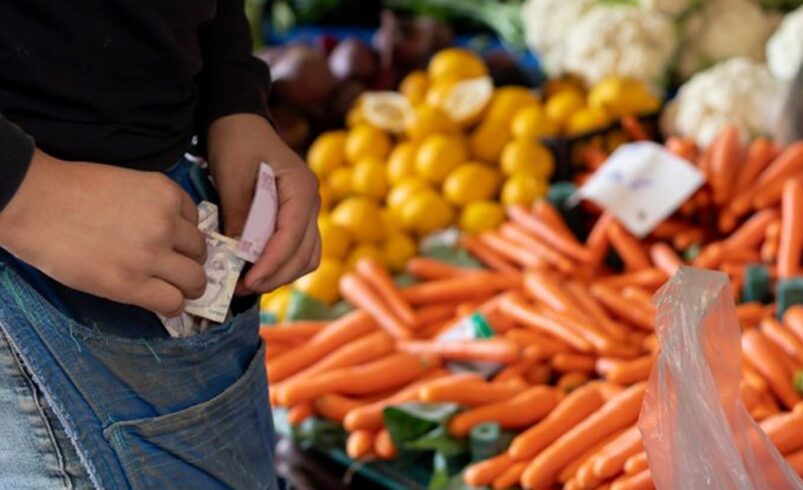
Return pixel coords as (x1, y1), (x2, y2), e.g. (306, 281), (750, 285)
(520, 0), (596, 76)
(562, 5), (678, 86)
(766, 5), (803, 81)
(661, 57), (785, 146)
(638, 0), (695, 16)
(677, 0), (781, 79)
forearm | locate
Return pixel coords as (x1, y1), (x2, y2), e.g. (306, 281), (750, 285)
(0, 113), (35, 213)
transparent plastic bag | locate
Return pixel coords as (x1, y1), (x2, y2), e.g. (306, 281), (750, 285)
(640, 267), (803, 490)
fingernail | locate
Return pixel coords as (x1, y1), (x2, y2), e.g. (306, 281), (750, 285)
(250, 279), (265, 291)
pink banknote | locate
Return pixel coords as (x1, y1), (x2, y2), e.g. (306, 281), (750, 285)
(237, 162), (278, 263)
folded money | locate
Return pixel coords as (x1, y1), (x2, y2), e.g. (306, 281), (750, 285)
(237, 162), (278, 263)
(184, 231), (245, 323)
(197, 201), (219, 233)
(159, 312), (204, 338)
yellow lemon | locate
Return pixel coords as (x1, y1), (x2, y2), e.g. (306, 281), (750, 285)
(469, 121), (511, 164)
(386, 177), (431, 213)
(400, 70), (430, 105)
(380, 208), (402, 235)
(318, 214), (353, 260)
(351, 156), (388, 200)
(501, 174), (549, 206)
(294, 258), (344, 305)
(440, 76), (493, 128)
(543, 76), (585, 99)
(545, 90), (585, 129)
(459, 200), (505, 234)
(425, 77), (460, 108)
(566, 106), (610, 135)
(318, 181), (333, 211)
(386, 141), (418, 185)
(399, 190), (454, 236)
(427, 48), (488, 82)
(415, 134), (467, 184)
(588, 77), (660, 118)
(500, 139), (555, 178)
(346, 244), (386, 271)
(361, 91), (413, 133)
(345, 124), (391, 164)
(405, 104), (457, 140)
(346, 98), (366, 128)
(485, 87), (539, 123)
(327, 167), (353, 201)
(383, 233), (417, 273)
(511, 105), (558, 140)
(331, 197), (385, 243)
(307, 130), (347, 177)
(260, 285), (292, 321)
(442, 163), (501, 207)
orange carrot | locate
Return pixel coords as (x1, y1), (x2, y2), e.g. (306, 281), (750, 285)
(287, 403), (314, 426)
(592, 426), (644, 480)
(266, 342), (295, 361)
(493, 358), (538, 383)
(533, 201), (578, 242)
(665, 136), (697, 161)
(736, 137), (776, 194)
(785, 306), (803, 345)
(499, 293), (594, 352)
(560, 430), (625, 485)
(314, 394), (366, 423)
(557, 371), (591, 392)
(402, 273), (517, 306)
(552, 353), (596, 373)
(736, 302), (766, 329)
(759, 408), (803, 454)
(508, 384), (606, 461)
(505, 329), (574, 358)
(507, 205), (593, 263)
(708, 125), (742, 205)
(598, 268), (668, 291)
(492, 461), (527, 490)
(718, 208), (738, 233)
(722, 209), (780, 253)
(607, 221), (651, 271)
(346, 430), (375, 459)
(479, 231), (545, 269)
(566, 281), (629, 342)
(761, 317), (803, 365)
(356, 257), (418, 327)
(461, 235), (520, 275)
(520, 383), (647, 488)
(525, 363), (552, 385)
(405, 257), (473, 280)
(415, 303), (459, 327)
(524, 271), (585, 317)
(374, 429), (397, 460)
(581, 146), (609, 170)
(620, 115), (649, 141)
(267, 310), (376, 383)
(742, 330), (801, 409)
(419, 378), (528, 406)
(610, 469), (653, 490)
(786, 449), (803, 477)
(540, 307), (630, 357)
(340, 273), (412, 339)
(762, 221), (781, 263)
(605, 355), (655, 385)
(464, 453), (513, 487)
(397, 338), (521, 364)
(621, 287), (656, 315)
(649, 243), (683, 277)
(778, 179), (803, 278)
(650, 219), (691, 240)
(755, 141), (803, 188)
(449, 386), (562, 437)
(259, 321), (328, 343)
(673, 228), (704, 250)
(591, 283), (654, 330)
(587, 212), (614, 266)
(623, 451), (648, 476)
(499, 223), (575, 273)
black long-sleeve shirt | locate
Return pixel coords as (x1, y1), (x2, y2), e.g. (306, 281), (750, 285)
(0, 0), (270, 211)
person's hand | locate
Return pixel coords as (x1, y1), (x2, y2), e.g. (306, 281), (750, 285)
(207, 114), (321, 294)
(0, 150), (207, 316)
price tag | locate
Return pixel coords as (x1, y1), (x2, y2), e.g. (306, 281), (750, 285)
(570, 142), (704, 238)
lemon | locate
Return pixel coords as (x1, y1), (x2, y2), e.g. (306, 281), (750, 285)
(294, 258), (344, 305)
(511, 105), (558, 140)
(440, 76), (493, 127)
(415, 134), (467, 184)
(386, 142), (418, 185)
(543, 76), (585, 99)
(427, 48), (488, 82)
(346, 244), (386, 271)
(501, 174), (549, 206)
(319, 214), (352, 260)
(459, 200), (505, 234)
(386, 177), (431, 213)
(383, 233), (417, 273)
(381, 208), (402, 235)
(327, 167), (353, 201)
(399, 190), (454, 236)
(260, 285), (292, 321)
(425, 77), (460, 108)
(307, 130), (347, 177)
(318, 182), (333, 211)
(566, 106), (610, 135)
(443, 163), (501, 207)
(361, 91), (413, 133)
(588, 77), (660, 118)
(346, 98), (365, 128)
(405, 104), (456, 140)
(485, 87), (539, 123)
(500, 139), (555, 178)
(400, 70), (430, 105)
(331, 197), (385, 243)
(345, 124), (391, 163)
(469, 121), (511, 164)
(351, 156), (388, 200)
(545, 90), (585, 130)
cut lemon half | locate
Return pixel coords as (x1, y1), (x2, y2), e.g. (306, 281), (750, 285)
(440, 76), (493, 127)
(361, 91), (413, 134)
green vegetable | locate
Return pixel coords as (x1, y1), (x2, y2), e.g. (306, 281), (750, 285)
(384, 402), (462, 449)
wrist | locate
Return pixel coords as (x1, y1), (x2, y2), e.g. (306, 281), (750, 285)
(0, 149), (60, 246)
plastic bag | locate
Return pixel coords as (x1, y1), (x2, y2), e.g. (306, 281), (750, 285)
(640, 266), (803, 490)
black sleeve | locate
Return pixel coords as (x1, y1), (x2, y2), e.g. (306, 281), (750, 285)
(195, 0), (271, 136)
(0, 113), (35, 213)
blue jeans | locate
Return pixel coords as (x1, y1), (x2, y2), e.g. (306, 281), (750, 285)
(0, 159), (278, 489)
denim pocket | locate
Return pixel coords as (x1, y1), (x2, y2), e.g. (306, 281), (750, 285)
(103, 342), (276, 490)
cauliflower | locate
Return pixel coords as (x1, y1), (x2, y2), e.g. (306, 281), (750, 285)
(562, 6), (677, 86)
(520, 0), (596, 76)
(677, 0), (781, 79)
(638, 0), (695, 16)
(661, 58), (785, 146)
(766, 5), (803, 80)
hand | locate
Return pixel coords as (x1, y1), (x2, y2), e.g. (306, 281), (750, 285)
(0, 150), (207, 317)
(207, 114), (320, 294)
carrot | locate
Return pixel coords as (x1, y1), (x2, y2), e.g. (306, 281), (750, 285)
(598, 269), (669, 291)
(722, 209), (780, 252)
(520, 383), (647, 488)
(604, 355), (655, 385)
(552, 353), (596, 373)
(507, 205), (593, 263)
(508, 384), (606, 461)
(741, 330), (801, 409)
(356, 257), (418, 327)
(623, 452), (648, 476)
(499, 223), (575, 273)
(540, 307), (629, 357)
(591, 426), (644, 480)
(642, 334), (659, 354)
(762, 222), (781, 263)
(266, 342), (295, 361)
(759, 408), (803, 454)
(665, 136), (697, 161)
(533, 201), (578, 242)
(397, 338), (521, 364)
(673, 228), (704, 250)
(736, 302), (765, 328)
(560, 430), (625, 486)
(464, 453), (513, 487)
(743, 359), (770, 393)
(761, 317), (803, 365)
(259, 321), (328, 343)
(493, 358), (538, 383)
(581, 146), (609, 170)
(492, 461), (527, 490)
(786, 449), (803, 477)
(785, 306), (803, 344)
(449, 386), (562, 437)
(755, 141), (803, 188)
(648, 243), (682, 277)
(414, 303), (458, 327)
(741, 380), (763, 411)
(718, 208), (738, 233)
(460, 235), (520, 275)
(402, 273), (517, 306)
(591, 283), (654, 331)
(277, 353), (439, 406)
(374, 429), (397, 460)
(526, 363), (552, 385)
(479, 231), (545, 269)
(267, 310), (376, 383)
(343, 369), (448, 432)
(620, 115), (649, 141)
(314, 394), (366, 423)
(346, 430), (375, 459)
(499, 293), (594, 352)
(586, 213), (614, 267)
(287, 403), (314, 426)
(778, 179), (803, 278)
(566, 281), (629, 342)
(607, 221), (651, 271)
(610, 469), (653, 490)
(420, 378), (527, 406)
(621, 287), (656, 317)
(557, 371), (591, 392)
(708, 125), (742, 205)
(650, 219), (691, 240)
(340, 273), (412, 339)
(405, 257), (472, 280)
(736, 137), (776, 194)
(505, 328), (574, 356)
(696, 144), (712, 180)
(524, 271), (585, 317)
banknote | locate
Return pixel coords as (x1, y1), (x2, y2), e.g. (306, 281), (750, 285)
(185, 231), (245, 323)
(237, 162), (278, 263)
(197, 201), (219, 233)
(159, 312), (204, 338)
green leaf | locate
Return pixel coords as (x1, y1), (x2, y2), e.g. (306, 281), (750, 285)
(290, 416), (347, 450)
(394, 273), (420, 288)
(424, 244), (484, 269)
(384, 403), (462, 449)
(284, 290), (352, 321)
(405, 426), (468, 457)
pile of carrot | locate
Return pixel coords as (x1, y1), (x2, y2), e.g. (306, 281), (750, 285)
(261, 126), (803, 490)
